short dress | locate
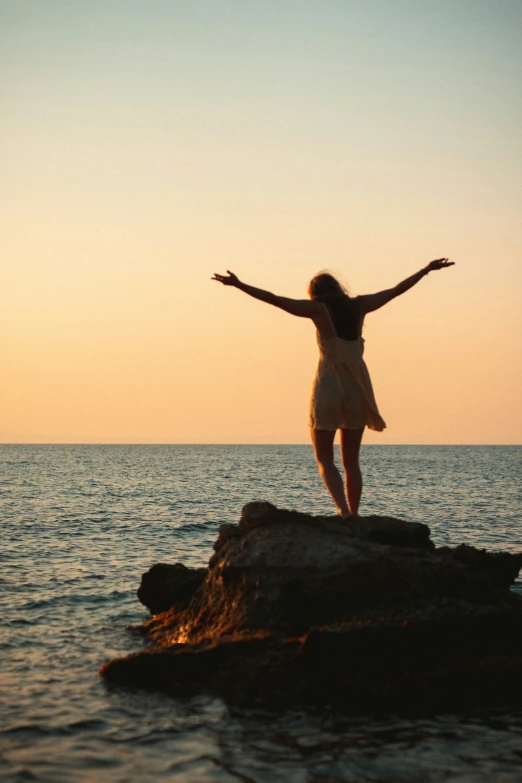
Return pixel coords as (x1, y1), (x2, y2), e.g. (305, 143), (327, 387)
(309, 315), (386, 432)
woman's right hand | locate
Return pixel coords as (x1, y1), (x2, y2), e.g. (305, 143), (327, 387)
(212, 270), (240, 286)
(426, 258), (454, 272)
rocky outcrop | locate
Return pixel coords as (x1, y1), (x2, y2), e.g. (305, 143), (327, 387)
(101, 502), (522, 713)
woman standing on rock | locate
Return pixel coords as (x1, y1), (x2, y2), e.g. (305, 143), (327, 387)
(212, 259), (454, 518)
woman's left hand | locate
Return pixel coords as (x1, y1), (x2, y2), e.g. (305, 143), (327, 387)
(427, 258), (454, 271)
(212, 270), (240, 286)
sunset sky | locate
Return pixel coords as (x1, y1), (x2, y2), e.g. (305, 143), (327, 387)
(2, 0), (521, 444)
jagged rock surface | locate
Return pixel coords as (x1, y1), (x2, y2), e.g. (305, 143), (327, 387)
(101, 502), (522, 713)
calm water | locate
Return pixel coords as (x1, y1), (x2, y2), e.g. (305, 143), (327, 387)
(1, 444), (521, 783)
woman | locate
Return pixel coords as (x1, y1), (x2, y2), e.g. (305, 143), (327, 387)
(212, 258), (454, 518)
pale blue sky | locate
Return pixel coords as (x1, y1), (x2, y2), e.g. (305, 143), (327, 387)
(3, 1), (521, 223)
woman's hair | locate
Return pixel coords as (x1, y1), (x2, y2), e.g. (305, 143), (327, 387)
(308, 272), (350, 301)
(309, 272), (360, 339)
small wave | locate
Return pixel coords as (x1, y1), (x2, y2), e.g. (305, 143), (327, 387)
(21, 589), (132, 612)
(61, 573), (107, 585)
(172, 520), (223, 536)
(4, 724), (71, 738)
(4, 617), (33, 627)
(67, 719), (108, 732)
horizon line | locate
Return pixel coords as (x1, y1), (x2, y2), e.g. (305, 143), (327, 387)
(1, 442), (520, 447)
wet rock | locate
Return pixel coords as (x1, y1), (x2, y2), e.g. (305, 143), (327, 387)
(101, 502), (522, 713)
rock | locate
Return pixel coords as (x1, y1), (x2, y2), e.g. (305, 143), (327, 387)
(100, 610), (522, 713)
(234, 501), (435, 551)
(137, 562), (206, 615)
(440, 543), (522, 589)
(101, 502), (522, 713)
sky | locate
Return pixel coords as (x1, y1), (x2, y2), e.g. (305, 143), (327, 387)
(1, 0), (521, 444)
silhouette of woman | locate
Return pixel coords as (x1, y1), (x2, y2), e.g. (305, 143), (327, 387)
(213, 259), (454, 517)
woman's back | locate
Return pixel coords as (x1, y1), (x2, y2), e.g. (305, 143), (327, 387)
(324, 296), (361, 340)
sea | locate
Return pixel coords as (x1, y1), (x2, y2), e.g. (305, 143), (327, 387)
(1, 444), (521, 783)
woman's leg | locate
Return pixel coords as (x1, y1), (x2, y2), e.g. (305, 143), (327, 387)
(339, 427), (365, 515)
(310, 428), (350, 518)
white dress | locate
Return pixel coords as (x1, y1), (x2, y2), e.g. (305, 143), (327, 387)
(309, 332), (386, 432)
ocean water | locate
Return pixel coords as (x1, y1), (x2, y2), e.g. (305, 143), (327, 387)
(1, 444), (521, 783)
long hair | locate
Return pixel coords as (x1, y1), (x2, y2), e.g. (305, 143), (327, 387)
(308, 272), (360, 339)
(308, 272), (350, 302)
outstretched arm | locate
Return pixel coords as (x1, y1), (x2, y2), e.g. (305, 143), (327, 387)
(212, 271), (321, 318)
(359, 258), (454, 314)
